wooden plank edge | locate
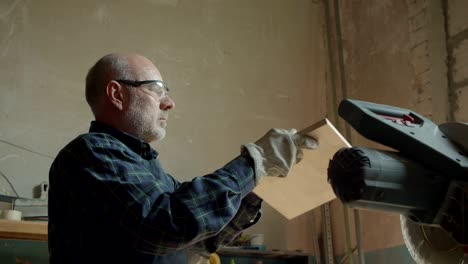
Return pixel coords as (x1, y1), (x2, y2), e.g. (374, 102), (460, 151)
(0, 219), (48, 241)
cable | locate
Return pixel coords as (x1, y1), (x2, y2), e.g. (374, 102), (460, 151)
(0, 139), (54, 159)
(0, 139), (53, 198)
(0, 169), (19, 197)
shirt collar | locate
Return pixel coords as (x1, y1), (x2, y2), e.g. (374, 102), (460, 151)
(89, 121), (158, 160)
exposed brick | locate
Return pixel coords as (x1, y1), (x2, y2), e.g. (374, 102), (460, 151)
(409, 28), (427, 48)
(415, 96), (432, 109)
(417, 67), (431, 86)
(409, 9), (427, 32)
(447, 0), (468, 37)
(452, 38), (468, 83)
(412, 41), (429, 57)
(454, 86), (468, 122)
(406, 0), (432, 97)
(412, 57), (431, 75)
(411, 41), (430, 74)
(407, 0), (426, 17)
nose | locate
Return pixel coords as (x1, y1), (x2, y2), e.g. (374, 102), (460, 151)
(160, 95), (175, 110)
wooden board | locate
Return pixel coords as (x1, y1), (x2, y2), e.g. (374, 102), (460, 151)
(0, 219), (48, 241)
(253, 118), (351, 219)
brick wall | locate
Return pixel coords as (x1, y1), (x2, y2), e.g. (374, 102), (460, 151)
(407, 0), (449, 123)
(326, 0), (449, 258)
(446, 0), (468, 122)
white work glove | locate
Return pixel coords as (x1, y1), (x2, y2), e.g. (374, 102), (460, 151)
(241, 128), (318, 185)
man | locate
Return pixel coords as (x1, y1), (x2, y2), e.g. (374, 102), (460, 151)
(48, 53), (317, 263)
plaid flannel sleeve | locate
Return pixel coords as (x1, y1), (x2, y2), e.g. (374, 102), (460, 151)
(190, 192), (262, 254)
(68, 136), (258, 255)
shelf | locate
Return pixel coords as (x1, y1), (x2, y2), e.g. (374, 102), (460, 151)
(0, 219), (47, 241)
(217, 247), (310, 259)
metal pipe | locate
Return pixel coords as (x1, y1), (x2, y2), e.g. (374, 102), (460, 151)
(311, 211), (321, 264)
(322, 203), (335, 264)
(328, 0), (357, 262)
(343, 206), (354, 264)
(322, 1), (338, 262)
(354, 210), (365, 264)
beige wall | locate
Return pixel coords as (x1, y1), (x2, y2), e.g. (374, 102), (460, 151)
(0, 0), (327, 251)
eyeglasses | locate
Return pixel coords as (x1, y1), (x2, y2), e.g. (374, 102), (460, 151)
(115, 79), (170, 99)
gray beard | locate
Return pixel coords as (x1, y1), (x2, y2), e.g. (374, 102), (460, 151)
(123, 104), (166, 143)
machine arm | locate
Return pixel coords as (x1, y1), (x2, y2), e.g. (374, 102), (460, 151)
(327, 99), (468, 249)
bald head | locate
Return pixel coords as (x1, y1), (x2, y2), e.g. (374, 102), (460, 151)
(84, 53), (173, 142)
(85, 53), (161, 115)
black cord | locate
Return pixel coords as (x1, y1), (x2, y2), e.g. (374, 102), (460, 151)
(0, 139), (55, 199)
(0, 139), (54, 160)
(0, 169), (19, 197)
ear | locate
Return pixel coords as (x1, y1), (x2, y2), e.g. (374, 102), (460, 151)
(105, 80), (125, 111)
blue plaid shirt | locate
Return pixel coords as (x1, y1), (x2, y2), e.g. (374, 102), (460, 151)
(48, 121), (262, 264)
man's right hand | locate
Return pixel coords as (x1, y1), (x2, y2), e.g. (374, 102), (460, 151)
(242, 128), (318, 185)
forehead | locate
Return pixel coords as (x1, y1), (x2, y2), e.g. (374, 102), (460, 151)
(140, 66), (162, 80)
(128, 56), (163, 80)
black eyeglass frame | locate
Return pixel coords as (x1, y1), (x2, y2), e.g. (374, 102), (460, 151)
(115, 79), (170, 92)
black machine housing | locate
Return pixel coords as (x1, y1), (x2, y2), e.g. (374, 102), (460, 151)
(327, 99), (468, 245)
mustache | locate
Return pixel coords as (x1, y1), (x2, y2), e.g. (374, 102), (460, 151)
(159, 112), (169, 119)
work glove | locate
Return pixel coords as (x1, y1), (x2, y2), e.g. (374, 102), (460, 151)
(241, 128), (318, 185)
